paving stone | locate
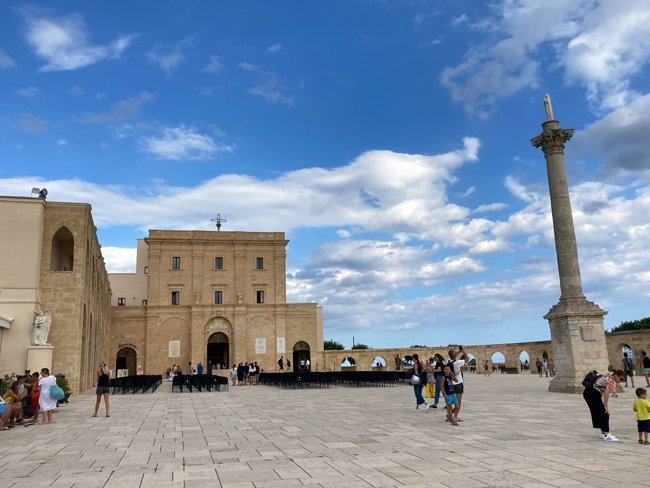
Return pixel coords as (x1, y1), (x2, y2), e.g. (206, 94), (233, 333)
(0, 376), (648, 488)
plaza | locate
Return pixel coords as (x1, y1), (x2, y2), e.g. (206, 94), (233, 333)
(2, 374), (648, 488)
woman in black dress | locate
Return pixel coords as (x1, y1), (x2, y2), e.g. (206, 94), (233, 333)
(94, 362), (111, 417)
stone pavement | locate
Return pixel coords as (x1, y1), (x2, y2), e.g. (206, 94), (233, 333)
(1, 374), (649, 488)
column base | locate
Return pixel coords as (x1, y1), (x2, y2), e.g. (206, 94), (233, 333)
(27, 345), (54, 373)
(544, 296), (609, 394)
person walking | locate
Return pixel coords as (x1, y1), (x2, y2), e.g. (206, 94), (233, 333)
(642, 351), (650, 387)
(197, 362), (204, 375)
(583, 369), (625, 441)
(278, 356), (284, 372)
(37, 368), (57, 424)
(441, 364), (460, 426)
(230, 364), (237, 386)
(448, 347), (467, 421)
(432, 354), (445, 409)
(411, 354), (429, 412)
(622, 353), (635, 388)
(535, 358), (543, 377)
(93, 362), (111, 417)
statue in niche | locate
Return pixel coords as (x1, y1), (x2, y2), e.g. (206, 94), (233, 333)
(31, 309), (52, 346)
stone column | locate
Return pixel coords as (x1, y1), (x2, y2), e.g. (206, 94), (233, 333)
(531, 115), (610, 393)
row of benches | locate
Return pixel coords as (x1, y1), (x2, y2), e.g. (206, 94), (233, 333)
(109, 375), (163, 394)
(259, 371), (410, 389)
(171, 374), (229, 392)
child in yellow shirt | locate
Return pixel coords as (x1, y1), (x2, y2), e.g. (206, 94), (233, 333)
(633, 388), (650, 445)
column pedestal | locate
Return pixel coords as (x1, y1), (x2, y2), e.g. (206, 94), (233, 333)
(27, 345), (54, 373)
(545, 297), (609, 393)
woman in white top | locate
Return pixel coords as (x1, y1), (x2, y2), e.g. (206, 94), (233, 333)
(38, 367), (57, 424)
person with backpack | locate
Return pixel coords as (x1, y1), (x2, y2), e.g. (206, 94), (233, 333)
(622, 352), (635, 388)
(411, 354), (430, 412)
(582, 369), (626, 442)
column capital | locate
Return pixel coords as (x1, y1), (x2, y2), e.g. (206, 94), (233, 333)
(531, 123), (574, 153)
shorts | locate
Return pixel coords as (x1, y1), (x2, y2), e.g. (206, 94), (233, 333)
(644, 368), (650, 375)
(445, 394), (458, 406)
(453, 383), (464, 395)
(638, 419), (650, 433)
(625, 370), (633, 377)
(96, 386), (110, 394)
(0, 404), (8, 415)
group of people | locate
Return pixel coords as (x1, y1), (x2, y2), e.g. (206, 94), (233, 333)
(276, 356), (311, 372)
(0, 368), (59, 430)
(535, 358), (554, 377)
(410, 347), (468, 427)
(230, 362), (262, 386)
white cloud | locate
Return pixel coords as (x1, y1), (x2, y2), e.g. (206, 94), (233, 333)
(202, 55), (224, 74)
(16, 86), (43, 98)
(101, 247), (137, 273)
(82, 92), (155, 123)
(473, 202), (508, 213)
(0, 48), (16, 68)
(451, 14), (469, 26)
(238, 62), (294, 105)
(24, 13), (135, 72)
(141, 125), (235, 160)
(147, 40), (191, 74)
(56, 139), (68, 146)
(266, 44), (282, 53)
(573, 93), (650, 175)
(460, 185), (476, 197)
(19, 114), (48, 133)
(441, 0), (650, 115)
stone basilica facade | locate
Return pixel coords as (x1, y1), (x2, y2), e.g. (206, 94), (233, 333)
(109, 230), (323, 376)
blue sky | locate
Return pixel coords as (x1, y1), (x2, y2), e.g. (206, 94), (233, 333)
(2, 1), (650, 348)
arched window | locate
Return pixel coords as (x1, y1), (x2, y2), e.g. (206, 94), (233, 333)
(51, 226), (74, 271)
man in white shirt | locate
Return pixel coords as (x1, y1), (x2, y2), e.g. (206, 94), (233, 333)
(448, 346), (467, 421)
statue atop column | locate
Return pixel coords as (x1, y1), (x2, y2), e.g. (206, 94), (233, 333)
(31, 309), (52, 346)
(530, 94), (609, 393)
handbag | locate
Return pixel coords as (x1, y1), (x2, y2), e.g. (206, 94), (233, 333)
(410, 375), (421, 385)
(50, 384), (65, 400)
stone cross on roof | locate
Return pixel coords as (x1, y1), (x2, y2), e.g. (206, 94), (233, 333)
(210, 213), (228, 231)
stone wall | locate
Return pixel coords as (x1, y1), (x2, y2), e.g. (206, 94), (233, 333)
(39, 203), (111, 393)
(315, 330), (650, 373)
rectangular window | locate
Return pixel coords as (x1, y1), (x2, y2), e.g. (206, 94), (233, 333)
(256, 257), (264, 269)
(172, 256), (181, 269)
(214, 291), (223, 304)
(215, 256), (223, 269)
(256, 290), (264, 304)
(142, 299), (148, 306)
(144, 266), (149, 274)
(171, 291), (180, 305)
(117, 298), (126, 306)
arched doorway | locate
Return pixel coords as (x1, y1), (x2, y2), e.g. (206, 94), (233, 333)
(491, 352), (506, 373)
(207, 332), (229, 370)
(519, 351), (530, 372)
(371, 356), (386, 370)
(340, 356), (357, 370)
(293, 341), (310, 371)
(115, 347), (137, 376)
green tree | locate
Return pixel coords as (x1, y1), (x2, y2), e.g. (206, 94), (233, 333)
(410, 344), (427, 348)
(323, 339), (345, 350)
(351, 343), (370, 349)
(610, 317), (650, 333)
